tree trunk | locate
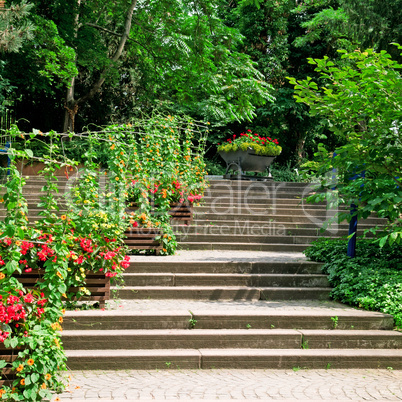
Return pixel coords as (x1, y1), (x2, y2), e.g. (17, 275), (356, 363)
(63, 0), (81, 133)
(295, 132), (306, 162)
(62, 0), (138, 132)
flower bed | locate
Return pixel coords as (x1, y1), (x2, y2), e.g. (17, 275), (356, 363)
(0, 116), (208, 399)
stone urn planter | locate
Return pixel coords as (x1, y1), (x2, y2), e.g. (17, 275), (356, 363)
(219, 149), (276, 180)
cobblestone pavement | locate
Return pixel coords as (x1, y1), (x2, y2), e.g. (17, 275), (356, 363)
(56, 368), (402, 401)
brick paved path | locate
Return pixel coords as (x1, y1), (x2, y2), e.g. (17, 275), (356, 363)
(57, 368), (402, 401)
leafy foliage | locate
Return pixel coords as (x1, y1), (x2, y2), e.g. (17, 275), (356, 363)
(289, 47), (402, 246)
(305, 237), (402, 328)
(0, 0), (35, 53)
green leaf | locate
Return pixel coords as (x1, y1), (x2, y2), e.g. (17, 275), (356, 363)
(31, 372), (39, 383)
(379, 235), (388, 248)
(24, 149), (34, 158)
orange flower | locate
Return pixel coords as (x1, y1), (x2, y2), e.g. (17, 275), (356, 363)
(45, 373), (51, 380)
(41, 383), (46, 389)
(15, 240), (21, 246)
(27, 359), (34, 366)
(110, 143), (115, 150)
(16, 364), (24, 372)
(20, 379), (25, 385)
(0, 272), (5, 280)
(57, 271), (63, 279)
(61, 215), (67, 220)
(59, 316), (63, 323)
(0, 389), (5, 395)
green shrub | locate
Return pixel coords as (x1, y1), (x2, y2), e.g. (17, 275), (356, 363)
(305, 237), (402, 328)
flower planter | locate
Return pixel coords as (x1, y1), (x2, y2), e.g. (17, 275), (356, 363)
(169, 202), (193, 225)
(124, 227), (163, 255)
(12, 270), (111, 308)
(126, 202), (194, 225)
(219, 149), (276, 180)
(0, 343), (19, 387)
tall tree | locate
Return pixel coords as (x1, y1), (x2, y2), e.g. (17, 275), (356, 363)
(3, 0), (275, 132)
(216, 0), (345, 164)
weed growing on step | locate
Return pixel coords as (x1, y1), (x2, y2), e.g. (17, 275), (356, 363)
(246, 323), (252, 329)
(165, 362), (172, 368)
(292, 367), (301, 372)
(331, 316), (339, 329)
(326, 363), (332, 370)
(188, 311), (197, 329)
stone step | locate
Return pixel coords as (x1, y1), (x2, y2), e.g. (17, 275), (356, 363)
(202, 197), (328, 205)
(203, 190), (314, 199)
(122, 273), (330, 287)
(63, 310), (395, 331)
(62, 329), (302, 350)
(176, 234), (333, 245)
(195, 206), (347, 216)
(173, 225), (377, 238)
(125, 261), (324, 274)
(178, 242), (309, 252)
(112, 286), (331, 300)
(65, 348), (402, 370)
(205, 181), (315, 191)
(61, 328), (402, 351)
(193, 212), (386, 225)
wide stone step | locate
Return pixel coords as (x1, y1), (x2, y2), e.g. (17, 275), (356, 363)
(65, 348), (402, 370)
(173, 225), (377, 238)
(203, 190), (314, 199)
(193, 212), (386, 225)
(112, 286), (331, 300)
(61, 328), (402, 351)
(62, 329), (302, 350)
(122, 273), (330, 287)
(195, 206), (347, 216)
(176, 234), (329, 245)
(205, 181), (316, 192)
(125, 261), (324, 274)
(300, 330), (402, 349)
(64, 310), (394, 331)
(201, 197), (327, 206)
(178, 242), (309, 252)
(186, 220), (380, 231)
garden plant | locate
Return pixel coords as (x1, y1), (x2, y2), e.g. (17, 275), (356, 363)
(0, 114), (208, 400)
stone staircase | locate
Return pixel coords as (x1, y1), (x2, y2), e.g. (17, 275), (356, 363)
(4, 177), (402, 370)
